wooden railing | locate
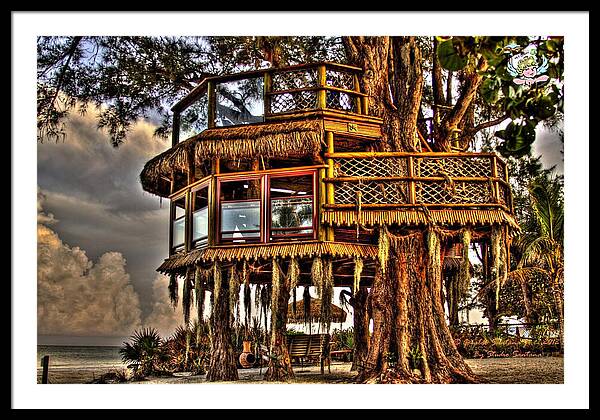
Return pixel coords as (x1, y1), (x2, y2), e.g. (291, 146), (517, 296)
(322, 152), (513, 212)
(170, 62), (366, 145)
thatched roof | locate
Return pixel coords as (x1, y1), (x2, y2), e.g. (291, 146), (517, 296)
(322, 208), (520, 232)
(140, 119), (324, 197)
(157, 242), (378, 275)
(287, 298), (347, 324)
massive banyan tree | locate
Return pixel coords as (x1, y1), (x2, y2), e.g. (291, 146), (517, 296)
(140, 36), (517, 383)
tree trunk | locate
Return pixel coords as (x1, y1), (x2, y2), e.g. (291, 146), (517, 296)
(264, 261), (294, 381)
(207, 266), (239, 381)
(357, 230), (478, 383)
(343, 36), (421, 152)
(345, 36), (478, 384)
(351, 287), (370, 371)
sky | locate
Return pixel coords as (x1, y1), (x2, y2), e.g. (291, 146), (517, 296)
(37, 109), (184, 344)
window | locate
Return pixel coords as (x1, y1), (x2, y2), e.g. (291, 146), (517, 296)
(269, 174), (314, 241)
(215, 78), (264, 127)
(191, 185), (209, 248)
(171, 195), (186, 251)
(219, 178), (262, 243)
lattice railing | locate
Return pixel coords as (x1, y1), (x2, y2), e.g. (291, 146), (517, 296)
(267, 63), (363, 115)
(325, 153), (513, 211)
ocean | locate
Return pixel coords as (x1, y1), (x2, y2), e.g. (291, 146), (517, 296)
(37, 345), (127, 384)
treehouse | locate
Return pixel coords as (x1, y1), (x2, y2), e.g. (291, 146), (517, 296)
(140, 61), (518, 291)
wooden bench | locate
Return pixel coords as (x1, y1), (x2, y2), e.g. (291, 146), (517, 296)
(258, 334), (332, 374)
(286, 333), (331, 374)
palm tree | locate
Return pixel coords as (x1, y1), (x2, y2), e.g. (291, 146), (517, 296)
(508, 175), (564, 347)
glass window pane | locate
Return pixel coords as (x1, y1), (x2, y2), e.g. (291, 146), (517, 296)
(192, 186), (209, 245)
(220, 179), (261, 201)
(179, 93), (208, 140)
(192, 207), (208, 243)
(221, 201), (260, 242)
(215, 78), (264, 127)
(271, 197), (313, 230)
(173, 218), (185, 247)
(270, 174), (313, 197)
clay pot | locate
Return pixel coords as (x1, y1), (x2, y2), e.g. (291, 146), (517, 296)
(239, 341), (256, 368)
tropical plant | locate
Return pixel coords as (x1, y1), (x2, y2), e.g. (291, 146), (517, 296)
(119, 327), (163, 377)
(508, 175), (564, 347)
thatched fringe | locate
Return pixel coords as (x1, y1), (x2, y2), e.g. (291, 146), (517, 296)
(311, 256), (324, 298)
(378, 225), (390, 275)
(322, 208), (520, 231)
(140, 120), (323, 197)
(459, 229), (471, 296)
(157, 242), (378, 274)
(353, 256), (363, 296)
(320, 258), (334, 331)
(182, 266), (194, 326)
(168, 274), (179, 308)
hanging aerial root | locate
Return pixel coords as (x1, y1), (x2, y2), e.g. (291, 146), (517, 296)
(377, 225), (390, 274)
(320, 258), (334, 331)
(213, 261), (222, 303)
(353, 256), (363, 296)
(311, 256), (324, 298)
(459, 228), (471, 296)
(182, 266), (194, 326)
(168, 274), (179, 308)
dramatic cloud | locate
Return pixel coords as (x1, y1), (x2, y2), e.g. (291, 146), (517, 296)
(37, 108), (171, 319)
(37, 201), (143, 336)
(143, 274), (191, 338)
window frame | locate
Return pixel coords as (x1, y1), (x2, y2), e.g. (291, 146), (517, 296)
(215, 168), (317, 245)
(216, 174), (264, 244)
(190, 180), (211, 249)
(170, 190), (188, 254)
(266, 170), (317, 242)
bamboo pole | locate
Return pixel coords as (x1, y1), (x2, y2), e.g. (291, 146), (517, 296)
(326, 131), (335, 242)
(325, 151), (499, 159)
(353, 73), (362, 115)
(491, 156), (499, 203)
(317, 65), (327, 110)
(408, 156), (416, 204)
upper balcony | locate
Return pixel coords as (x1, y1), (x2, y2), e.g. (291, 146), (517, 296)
(170, 61), (371, 146)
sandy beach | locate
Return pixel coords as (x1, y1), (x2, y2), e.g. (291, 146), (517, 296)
(38, 357), (564, 384)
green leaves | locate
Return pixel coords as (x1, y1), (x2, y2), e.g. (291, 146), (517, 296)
(495, 121), (537, 157)
(480, 78), (500, 104)
(437, 39), (468, 71)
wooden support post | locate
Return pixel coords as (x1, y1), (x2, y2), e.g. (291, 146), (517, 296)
(407, 156), (416, 205)
(326, 131), (335, 242)
(317, 65), (327, 110)
(172, 112), (180, 147)
(318, 168), (327, 241)
(41, 355), (49, 384)
(353, 73), (362, 114)
(491, 156), (499, 203)
(264, 71), (272, 116)
(208, 176), (217, 246)
(184, 191), (191, 252)
(207, 81), (216, 128)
